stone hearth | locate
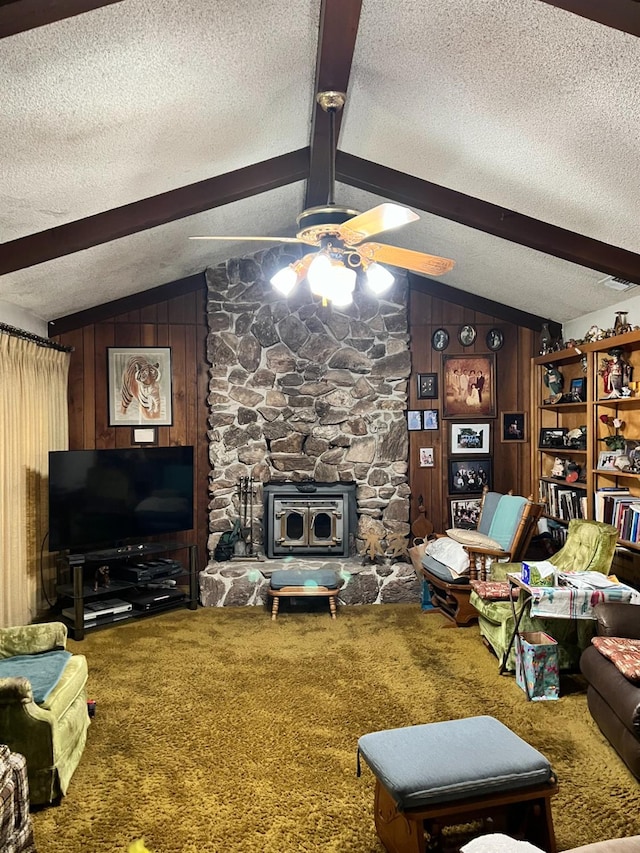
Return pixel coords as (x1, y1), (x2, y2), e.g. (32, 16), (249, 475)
(199, 556), (420, 608)
(203, 245), (417, 607)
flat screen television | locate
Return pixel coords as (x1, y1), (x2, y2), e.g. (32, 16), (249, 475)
(48, 446), (194, 552)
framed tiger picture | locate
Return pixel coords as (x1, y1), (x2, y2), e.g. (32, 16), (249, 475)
(107, 347), (173, 426)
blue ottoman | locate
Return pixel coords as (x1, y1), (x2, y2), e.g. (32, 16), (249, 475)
(357, 716), (558, 853)
(268, 569), (340, 621)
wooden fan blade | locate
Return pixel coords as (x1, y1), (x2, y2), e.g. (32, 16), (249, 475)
(189, 235), (304, 243)
(358, 242), (455, 276)
(337, 203), (420, 244)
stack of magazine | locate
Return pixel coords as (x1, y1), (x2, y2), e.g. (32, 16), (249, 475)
(557, 571), (618, 590)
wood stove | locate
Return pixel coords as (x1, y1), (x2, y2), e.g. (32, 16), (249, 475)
(263, 482), (356, 558)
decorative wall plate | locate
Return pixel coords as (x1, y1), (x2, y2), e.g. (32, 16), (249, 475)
(487, 328), (504, 351)
(458, 324), (477, 346)
(432, 328), (450, 351)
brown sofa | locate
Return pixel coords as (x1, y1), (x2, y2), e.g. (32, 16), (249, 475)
(579, 603), (640, 780)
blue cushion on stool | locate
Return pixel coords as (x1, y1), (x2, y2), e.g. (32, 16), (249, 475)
(357, 715), (553, 810)
(269, 569), (339, 590)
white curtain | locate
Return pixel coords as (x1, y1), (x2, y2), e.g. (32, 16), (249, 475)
(0, 332), (70, 627)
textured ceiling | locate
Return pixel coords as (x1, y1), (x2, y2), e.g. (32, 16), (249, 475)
(1, 0), (639, 326)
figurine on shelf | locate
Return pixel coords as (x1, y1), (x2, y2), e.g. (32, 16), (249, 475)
(539, 323), (553, 355)
(584, 325), (606, 342)
(551, 457), (566, 479)
(614, 311), (633, 336)
(543, 364), (564, 403)
(599, 348), (633, 398)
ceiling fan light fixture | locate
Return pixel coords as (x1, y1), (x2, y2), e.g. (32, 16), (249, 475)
(365, 262), (395, 294)
(307, 253), (333, 295)
(270, 265), (298, 296)
(324, 265), (356, 306)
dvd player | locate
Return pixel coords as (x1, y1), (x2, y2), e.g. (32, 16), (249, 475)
(120, 587), (186, 612)
(62, 598), (133, 625)
(109, 559), (183, 584)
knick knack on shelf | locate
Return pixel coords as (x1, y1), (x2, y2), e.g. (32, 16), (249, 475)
(614, 311), (632, 336)
(540, 323), (553, 355)
(600, 348), (633, 398)
(543, 364), (564, 402)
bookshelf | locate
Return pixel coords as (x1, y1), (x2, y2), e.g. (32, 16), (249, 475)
(532, 329), (640, 551)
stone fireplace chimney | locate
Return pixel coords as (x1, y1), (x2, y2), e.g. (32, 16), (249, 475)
(202, 245), (415, 605)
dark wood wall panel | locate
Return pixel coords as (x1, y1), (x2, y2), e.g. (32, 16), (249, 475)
(53, 276), (536, 568)
(52, 288), (209, 570)
(408, 289), (536, 535)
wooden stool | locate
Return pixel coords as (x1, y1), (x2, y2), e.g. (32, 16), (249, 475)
(268, 569), (340, 621)
(357, 716), (558, 853)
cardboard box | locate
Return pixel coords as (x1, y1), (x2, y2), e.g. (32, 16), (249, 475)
(521, 560), (556, 586)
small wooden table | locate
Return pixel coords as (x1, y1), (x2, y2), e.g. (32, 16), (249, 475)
(268, 569), (341, 621)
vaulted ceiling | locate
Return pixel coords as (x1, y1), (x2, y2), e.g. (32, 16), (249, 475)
(1, 0), (639, 330)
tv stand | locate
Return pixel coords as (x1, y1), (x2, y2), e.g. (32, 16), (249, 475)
(82, 542), (170, 561)
(57, 541), (199, 640)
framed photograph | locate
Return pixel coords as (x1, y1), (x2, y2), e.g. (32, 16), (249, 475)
(431, 328), (450, 351)
(450, 422), (490, 454)
(539, 427), (568, 449)
(132, 427), (157, 445)
(570, 377), (587, 402)
(107, 347), (173, 426)
(407, 410), (423, 431)
(486, 328), (504, 351)
(442, 354), (496, 419)
(448, 458), (492, 494)
(417, 373), (438, 400)
(423, 409), (439, 430)
(501, 412), (527, 443)
(419, 447), (434, 467)
(597, 450), (623, 470)
(458, 324), (477, 346)
(450, 497), (483, 530)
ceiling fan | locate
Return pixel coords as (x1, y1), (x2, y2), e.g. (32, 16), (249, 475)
(190, 91), (455, 305)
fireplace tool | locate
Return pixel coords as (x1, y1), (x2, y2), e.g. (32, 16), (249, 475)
(231, 476), (262, 561)
(231, 477), (248, 559)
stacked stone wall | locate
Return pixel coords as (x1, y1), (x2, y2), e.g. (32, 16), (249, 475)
(204, 245), (414, 604)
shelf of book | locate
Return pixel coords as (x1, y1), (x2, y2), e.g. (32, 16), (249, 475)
(538, 479), (587, 523)
(533, 329), (640, 544)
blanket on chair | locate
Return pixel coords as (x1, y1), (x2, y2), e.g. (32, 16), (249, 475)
(0, 649), (72, 703)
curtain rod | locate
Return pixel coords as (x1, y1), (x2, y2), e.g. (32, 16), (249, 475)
(0, 321), (73, 353)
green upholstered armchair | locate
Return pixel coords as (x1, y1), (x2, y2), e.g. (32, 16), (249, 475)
(469, 518), (618, 671)
(0, 622), (90, 805)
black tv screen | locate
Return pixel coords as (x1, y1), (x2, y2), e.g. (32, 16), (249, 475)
(48, 446), (194, 552)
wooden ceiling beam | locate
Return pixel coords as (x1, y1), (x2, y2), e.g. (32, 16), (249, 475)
(305, 0), (363, 208)
(0, 148), (309, 276)
(0, 0), (124, 39)
(536, 1), (640, 38)
(337, 151), (640, 286)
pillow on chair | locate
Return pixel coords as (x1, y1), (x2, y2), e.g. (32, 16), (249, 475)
(425, 538), (471, 576)
(446, 529), (503, 549)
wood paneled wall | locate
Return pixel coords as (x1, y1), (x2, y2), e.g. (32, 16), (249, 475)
(51, 284), (210, 570)
(408, 288), (537, 535)
(51, 273), (538, 564)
